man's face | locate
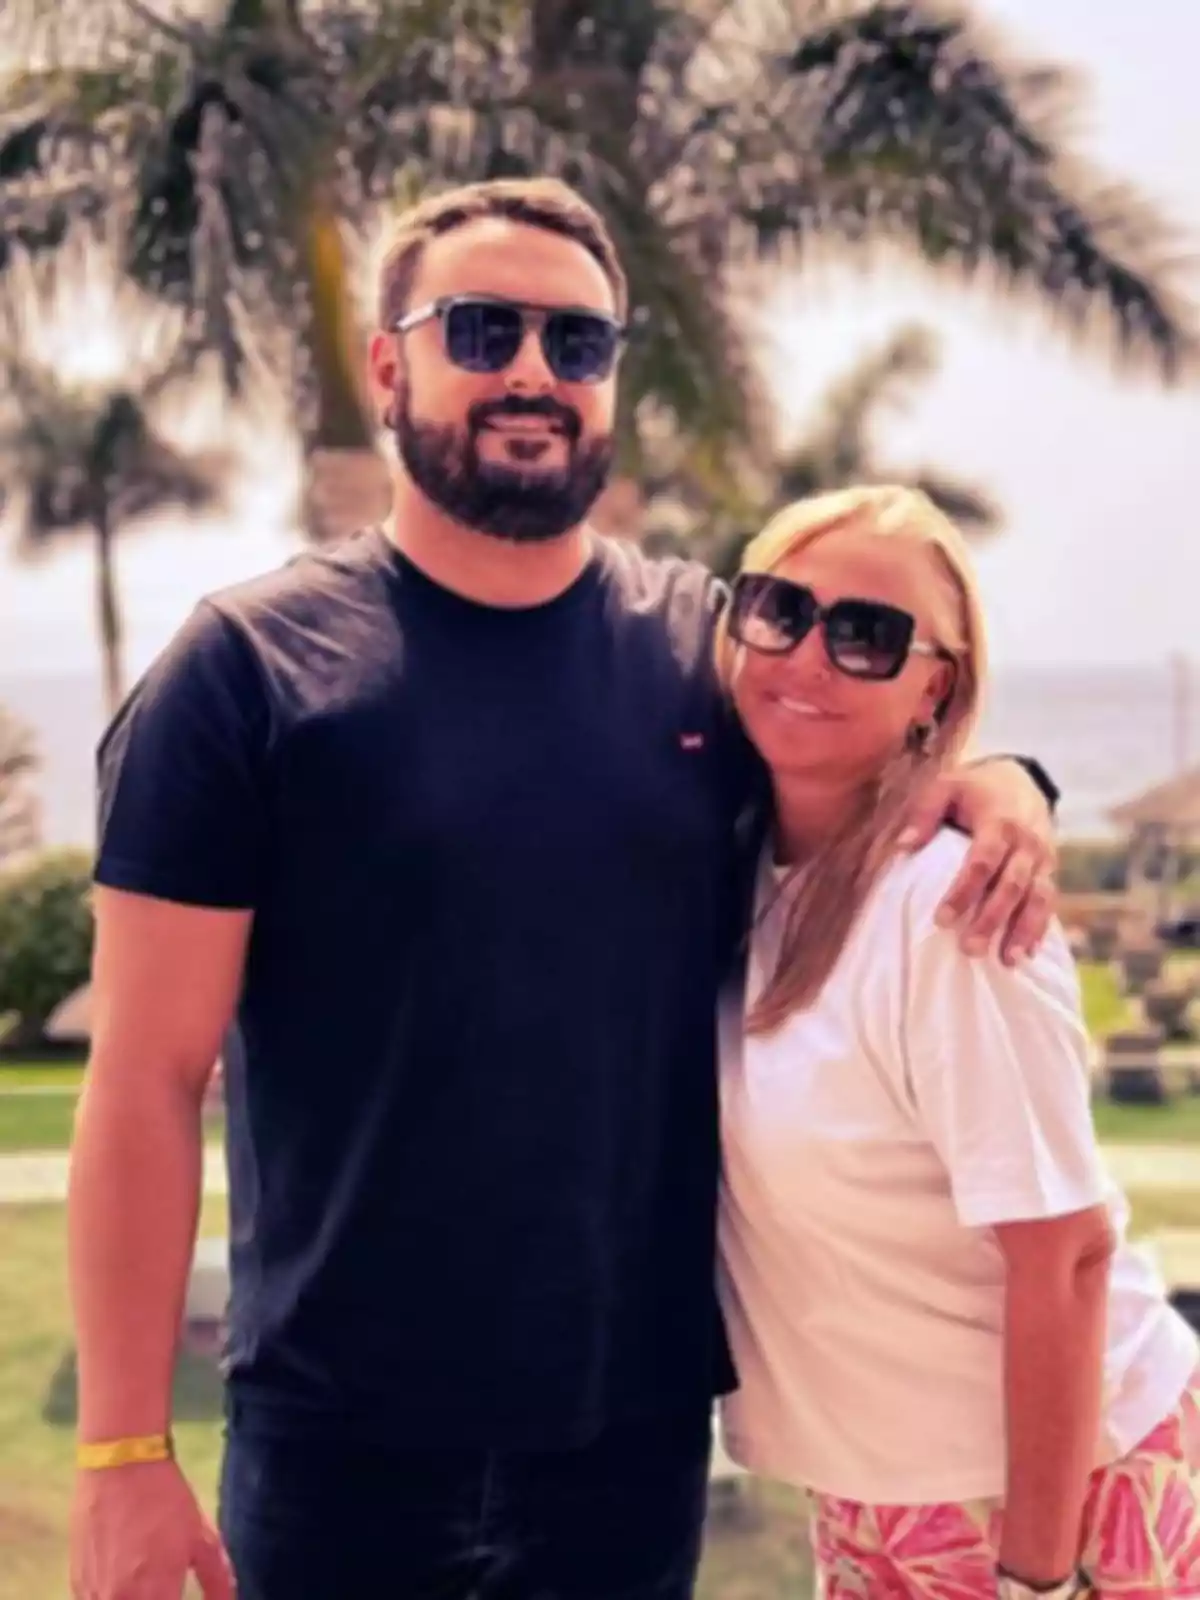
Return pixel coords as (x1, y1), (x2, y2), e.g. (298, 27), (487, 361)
(369, 218), (621, 543)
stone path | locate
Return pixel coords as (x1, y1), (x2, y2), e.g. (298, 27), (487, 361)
(0, 1145), (228, 1204)
(0, 1143), (1196, 1207)
(1102, 1144), (1200, 1191)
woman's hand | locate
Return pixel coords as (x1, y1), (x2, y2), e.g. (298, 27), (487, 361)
(900, 758), (1057, 964)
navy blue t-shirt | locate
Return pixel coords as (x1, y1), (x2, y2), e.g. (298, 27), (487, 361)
(94, 528), (756, 1450)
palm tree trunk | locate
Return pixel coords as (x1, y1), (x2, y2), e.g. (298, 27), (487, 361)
(225, 0), (300, 28)
(92, 502), (125, 719)
(529, 0), (648, 540)
(299, 199), (391, 541)
(303, 204), (375, 453)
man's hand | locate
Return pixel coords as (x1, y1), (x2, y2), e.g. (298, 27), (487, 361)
(70, 1458), (235, 1599)
(900, 758), (1057, 965)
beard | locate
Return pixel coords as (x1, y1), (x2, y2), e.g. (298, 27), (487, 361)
(390, 386), (615, 544)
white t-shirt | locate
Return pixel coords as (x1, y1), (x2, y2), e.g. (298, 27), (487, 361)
(718, 828), (1198, 1505)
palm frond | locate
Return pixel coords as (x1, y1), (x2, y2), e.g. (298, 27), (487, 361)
(730, 1), (1200, 381)
(797, 320), (936, 479)
(0, 185), (98, 273)
(0, 58), (168, 280)
(0, 90), (113, 270)
(0, 372), (225, 544)
(341, 28), (522, 204)
(0, 801), (41, 867)
(122, 24), (324, 292)
(587, 160), (767, 493)
(907, 468), (1001, 534)
(0, 705), (38, 789)
(0, 1), (125, 69)
(0, 703), (41, 867)
(0, 250), (226, 545)
(2, 3), (327, 394)
(11, 0), (1199, 525)
(647, 310), (1002, 572)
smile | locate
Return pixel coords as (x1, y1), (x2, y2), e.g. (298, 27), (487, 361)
(770, 694), (841, 721)
(482, 418), (564, 435)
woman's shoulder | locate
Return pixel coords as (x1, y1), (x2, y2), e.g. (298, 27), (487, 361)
(879, 827), (1078, 995)
(875, 826), (973, 934)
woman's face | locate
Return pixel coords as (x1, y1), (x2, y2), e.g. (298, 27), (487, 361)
(729, 529), (957, 788)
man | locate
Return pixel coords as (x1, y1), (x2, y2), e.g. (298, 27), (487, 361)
(68, 177), (1058, 1600)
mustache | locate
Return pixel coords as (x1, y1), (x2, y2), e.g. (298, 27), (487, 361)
(468, 396), (581, 440)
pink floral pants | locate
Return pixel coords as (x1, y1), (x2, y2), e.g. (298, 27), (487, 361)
(810, 1370), (1200, 1597)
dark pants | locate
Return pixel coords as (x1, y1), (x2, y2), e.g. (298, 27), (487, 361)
(218, 1399), (713, 1599)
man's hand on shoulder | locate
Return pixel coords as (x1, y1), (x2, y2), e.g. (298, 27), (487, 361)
(899, 757), (1058, 966)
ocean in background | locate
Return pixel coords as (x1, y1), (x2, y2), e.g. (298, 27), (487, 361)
(0, 663), (1193, 849)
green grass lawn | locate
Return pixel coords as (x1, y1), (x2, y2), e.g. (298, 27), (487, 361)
(0, 1093), (81, 1155)
(0, 1059), (87, 1153)
(1092, 1095), (1200, 1143)
(1079, 960), (1132, 1037)
(4, 1189), (1200, 1600)
(0, 1063), (86, 1089)
(0, 1093), (227, 1155)
(0, 1058), (224, 1154)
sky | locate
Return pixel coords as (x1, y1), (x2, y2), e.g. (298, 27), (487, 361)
(1, 0), (1199, 681)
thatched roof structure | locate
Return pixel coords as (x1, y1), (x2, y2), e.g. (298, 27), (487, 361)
(1110, 767), (1200, 831)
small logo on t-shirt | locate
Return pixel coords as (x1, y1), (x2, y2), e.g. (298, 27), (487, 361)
(680, 733), (705, 751)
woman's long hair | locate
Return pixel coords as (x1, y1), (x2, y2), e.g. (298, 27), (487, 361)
(714, 485), (989, 1036)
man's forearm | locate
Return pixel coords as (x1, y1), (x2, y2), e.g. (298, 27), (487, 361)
(999, 1257), (1110, 1583)
(67, 1068), (207, 1442)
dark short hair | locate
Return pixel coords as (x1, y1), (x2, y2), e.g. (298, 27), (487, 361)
(377, 177), (628, 328)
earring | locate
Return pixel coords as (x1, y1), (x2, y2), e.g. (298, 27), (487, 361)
(906, 721), (936, 757)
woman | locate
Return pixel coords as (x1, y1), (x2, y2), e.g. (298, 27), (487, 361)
(715, 485), (1200, 1599)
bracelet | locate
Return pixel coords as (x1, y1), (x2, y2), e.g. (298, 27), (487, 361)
(76, 1432), (174, 1471)
(996, 1565), (1092, 1599)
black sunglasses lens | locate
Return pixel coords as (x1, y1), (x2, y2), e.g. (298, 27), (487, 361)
(444, 300), (524, 372)
(732, 576), (819, 654)
(544, 312), (620, 382)
(825, 601), (914, 678)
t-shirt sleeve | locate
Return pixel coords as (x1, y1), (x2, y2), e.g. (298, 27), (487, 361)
(900, 843), (1108, 1228)
(94, 600), (270, 910)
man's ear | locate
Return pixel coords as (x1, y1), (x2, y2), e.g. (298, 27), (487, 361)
(367, 331), (403, 423)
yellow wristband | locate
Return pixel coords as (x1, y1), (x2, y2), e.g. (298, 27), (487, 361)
(76, 1433), (174, 1471)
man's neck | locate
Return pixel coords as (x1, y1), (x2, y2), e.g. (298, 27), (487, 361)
(385, 476), (593, 610)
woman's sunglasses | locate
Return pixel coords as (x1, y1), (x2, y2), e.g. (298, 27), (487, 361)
(393, 294), (627, 385)
(729, 572), (948, 682)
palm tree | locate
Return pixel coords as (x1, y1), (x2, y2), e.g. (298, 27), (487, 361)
(1, 0), (1196, 537)
(772, 320), (1000, 526)
(642, 319), (1000, 576)
(0, 250), (230, 715)
(0, 704), (41, 866)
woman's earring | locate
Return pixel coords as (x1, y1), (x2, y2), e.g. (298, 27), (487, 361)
(906, 721), (936, 757)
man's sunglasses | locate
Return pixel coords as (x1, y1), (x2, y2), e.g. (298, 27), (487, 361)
(729, 572), (948, 682)
(393, 294), (627, 385)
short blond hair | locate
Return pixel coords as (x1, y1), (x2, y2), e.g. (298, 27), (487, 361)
(376, 178), (628, 330)
(718, 485), (990, 1033)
